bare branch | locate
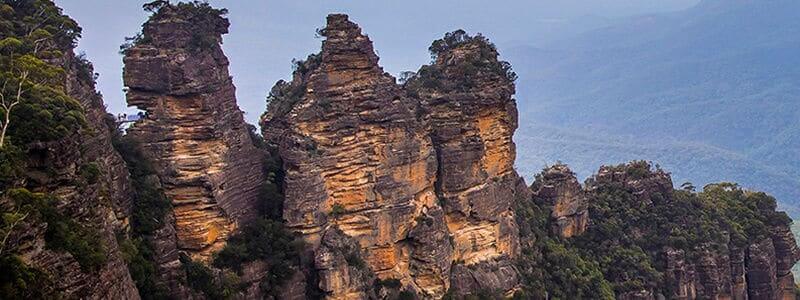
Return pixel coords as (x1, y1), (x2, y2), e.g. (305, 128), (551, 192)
(0, 79), (7, 107)
(0, 210), (30, 256)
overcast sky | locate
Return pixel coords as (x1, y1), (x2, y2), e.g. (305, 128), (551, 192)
(58, 0), (700, 125)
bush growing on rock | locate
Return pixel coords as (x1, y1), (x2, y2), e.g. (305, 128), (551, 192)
(7, 188), (107, 272)
(405, 29), (517, 94)
(515, 161), (797, 297)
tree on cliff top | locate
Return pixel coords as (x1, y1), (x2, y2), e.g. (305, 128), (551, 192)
(404, 29), (517, 94)
(515, 161), (796, 297)
(0, 1), (85, 149)
(121, 1), (229, 54)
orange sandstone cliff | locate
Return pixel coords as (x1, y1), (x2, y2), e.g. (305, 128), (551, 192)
(261, 14), (528, 299)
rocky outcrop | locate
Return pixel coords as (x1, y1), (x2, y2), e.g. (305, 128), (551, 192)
(57, 51), (141, 299)
(771, 224), (800, 299)
(1, 40), (140, 299)
(123, 5), (264, 263)
(583, 162), (799, 300)
(261, 14), (525, 298)
(746, 237), (779, 299)
(65, 54), (135, 229)
(587, 161), (674, 206)
(416, 31), (524, 261)
(315, 228), (378, 300)
(664, 248), (697, 299)
(530, 163), (588, 238)
(262, 14), (441, 297)
(410, 29), (528, 297)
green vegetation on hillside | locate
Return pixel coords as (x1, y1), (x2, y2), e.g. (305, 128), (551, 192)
(514, 161), (793, 297)
(0, 254), (50, 299)
(209, 127), (304, 298)
(181, 254), (243, 299)
(514, 177), (615, 299)
(212, 218), (302, 297)
(110, 124), (171, 299)
(7, 188), (107, 272)
(0, 1), (108, 298)
(405, 29), (516, 94)
(0, 0), (86, 149)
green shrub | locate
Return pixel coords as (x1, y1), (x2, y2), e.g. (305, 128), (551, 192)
(261, 53), (321, 121)
(330, 203), (346, 219)
(213, 219), (300, 271)
(212, 219), (302, 297)
(118, 234), (169, 300)
(181, 254), (224, 299)
(0, 254), (51, 299)
(112, 135), (171, 234)
(0, 145), (23, 189)
(79, 162), (101, 184)
(123, 1), (229, 54)
(345, 251), (367, 270)
(375, 278), (402, 289)
(73, 52), (97, 83)
(425, 29), (517, 84)
(111, 132), (172, 298)
(398, 290), (416, 300)
(8, 188), (106, 272)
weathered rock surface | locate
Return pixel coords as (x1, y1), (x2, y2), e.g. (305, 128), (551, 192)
(59, 51), (141, 299)
(1, 45), (140, 298)
(411, 29), (528, 296)
(530, 163), (588, 238)
(261, 14), (526, 298)
(584, 162), (800, 300)
(315, 228), (378, 300)
(664, 248), (697, 299)
(263, 14), (442, 297)
(746, 237), (779, 299)
(771, 224), (800, 299)
(123, 5), (264, 263)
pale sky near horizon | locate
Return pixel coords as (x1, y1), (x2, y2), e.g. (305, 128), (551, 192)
(58, 0), (700, 125)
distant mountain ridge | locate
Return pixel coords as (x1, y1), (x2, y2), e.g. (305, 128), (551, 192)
(509, 0), (800, 215)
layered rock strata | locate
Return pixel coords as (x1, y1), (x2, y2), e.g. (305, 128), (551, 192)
(262, 14), (526, 298)
(529, 163), (588, 238)
(263, 14), (442, 297)
(2, 42), (139, 299)
(123, 6), (264, 261)
(410, 29), (529, 297)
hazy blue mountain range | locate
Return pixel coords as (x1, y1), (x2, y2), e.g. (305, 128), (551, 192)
(508, 0), (800, 216)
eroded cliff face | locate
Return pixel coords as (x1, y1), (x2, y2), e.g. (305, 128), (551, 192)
(584, 163), (800, 300)
(262, 14), (444, 298)
(123, 5), (264, 264)
(261, 14), (525, 299)
(411, 31), (528, 297)
(530, 164), (588, 238)
(1, 47), (139, 299)
(60, 51), (141, 299)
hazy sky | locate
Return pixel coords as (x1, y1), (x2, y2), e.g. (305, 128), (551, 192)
(58, 0), (700, 125)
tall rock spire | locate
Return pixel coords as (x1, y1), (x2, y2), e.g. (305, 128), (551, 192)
(262, 14), (442, 298)
(262, 15), (527, 298)
(123, 4), (264, 262)
(408, 29), (528, 297)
